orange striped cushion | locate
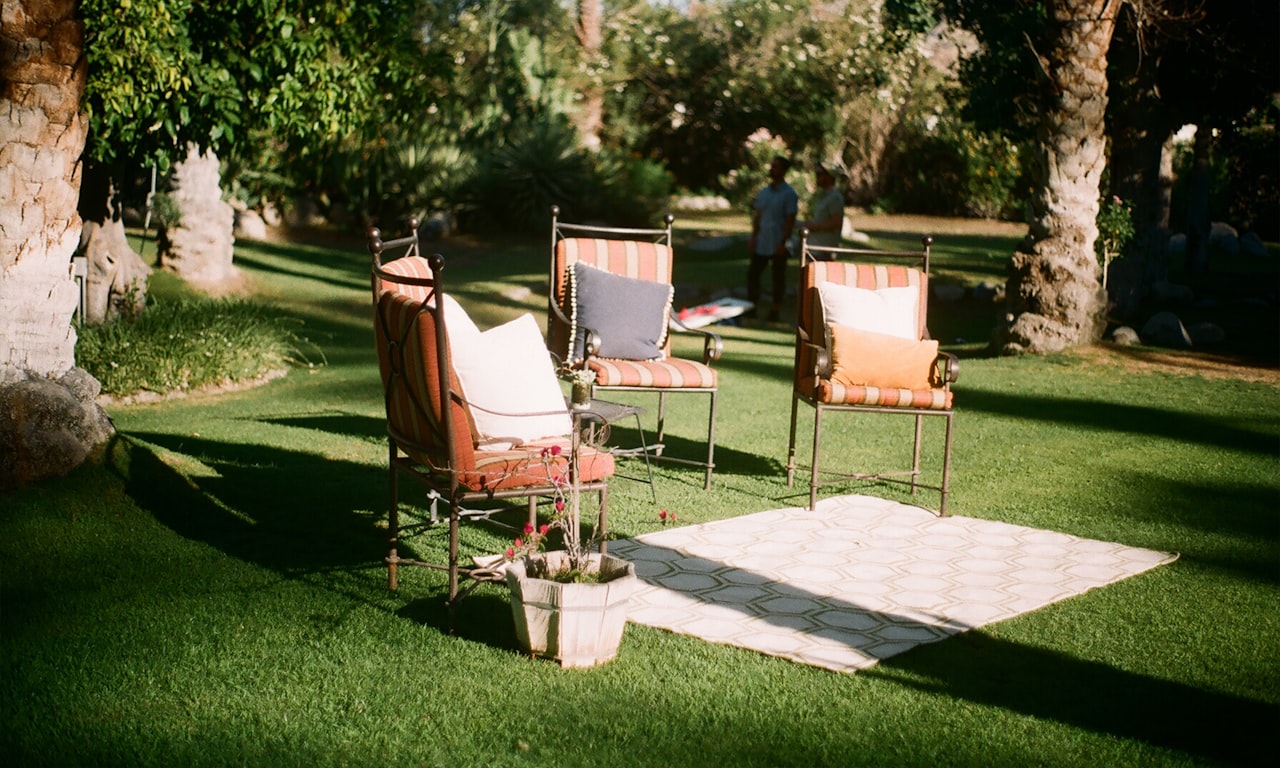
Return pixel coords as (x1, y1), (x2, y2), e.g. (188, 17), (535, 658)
(375, 290), (476, 471)
(462, 442), (615, 492)
(589, 357), (716, 389)
(376, 255), (435, 302)
(816, 380), (953, 410)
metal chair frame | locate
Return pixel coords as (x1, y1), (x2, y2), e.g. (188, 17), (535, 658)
(369, 220), (610, 610)
(548, 205), (723, 489)
(786, 232), (957, 514)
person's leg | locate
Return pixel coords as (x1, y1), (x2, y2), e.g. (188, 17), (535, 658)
(768, 251), (789, 321)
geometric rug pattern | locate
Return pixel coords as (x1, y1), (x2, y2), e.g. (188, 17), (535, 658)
(608, 494), (1179, 674)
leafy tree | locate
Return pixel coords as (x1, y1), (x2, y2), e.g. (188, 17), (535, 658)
(76, 0), (429, 313)
(942, 0), (1119, 354)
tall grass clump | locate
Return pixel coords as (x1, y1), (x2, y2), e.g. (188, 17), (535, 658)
(76, 298), (313, 397)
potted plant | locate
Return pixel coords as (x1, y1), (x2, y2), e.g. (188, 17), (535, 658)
(502, 440), (635, 668)
(563, 367), (596, 410)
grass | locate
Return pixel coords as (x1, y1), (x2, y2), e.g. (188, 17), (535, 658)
(3, 214), (1278, 767)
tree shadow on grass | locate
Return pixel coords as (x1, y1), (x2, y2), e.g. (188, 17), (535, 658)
(959, 388), (1278, 457)
(872, 631), (1279, 766)
(120, 431), (387, 574)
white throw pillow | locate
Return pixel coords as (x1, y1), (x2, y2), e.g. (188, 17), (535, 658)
(439, 293), (481, 341)
(816, 281), (919, 340)
(449, 312), (571, 447)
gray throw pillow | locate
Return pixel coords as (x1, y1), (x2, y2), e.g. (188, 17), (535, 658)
(570, 261), (673, 361)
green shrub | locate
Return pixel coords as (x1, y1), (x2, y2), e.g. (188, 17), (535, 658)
(593, 150), (675, 227)
(882, 119), (1026, 220)
(76, 298), (314, 397)
(463, 116), (596, 233)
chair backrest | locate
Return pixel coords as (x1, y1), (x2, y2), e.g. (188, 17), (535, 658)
(795, 235), (933, 393)
(547, 205), (676, 359)
(369, 225), (476, 476)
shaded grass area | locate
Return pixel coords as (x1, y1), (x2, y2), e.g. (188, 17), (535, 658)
(4, 216), (1279, 767)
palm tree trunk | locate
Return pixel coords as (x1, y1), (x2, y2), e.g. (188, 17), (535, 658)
(0, 0), (88, 379)
(993, 0), (1117, 354)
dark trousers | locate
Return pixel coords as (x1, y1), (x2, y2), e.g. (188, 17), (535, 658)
(747, 250), (789, 314)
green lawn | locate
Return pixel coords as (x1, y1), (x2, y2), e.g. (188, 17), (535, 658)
(3, 215), (1278, 767)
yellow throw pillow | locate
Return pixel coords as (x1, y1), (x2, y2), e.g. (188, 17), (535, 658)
(829, 324), (939, 390)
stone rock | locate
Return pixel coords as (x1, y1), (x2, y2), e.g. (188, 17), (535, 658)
(1240, 231), (1272, 260)
(234, 209), (268, 241)
(1209, 221), (1240, 257)
(1110, 326), (1141, 346)
(1151, 280), (1194, 305)
(1187, 321), (1225, 345)
(972, 281), (1004, 302)
(0, 369), (115, 491)
(932, 284), (966, 302)
(1140, 311), (1193, 348)
(1165, 233), (1186, 259)
(673, 195), (731, 212)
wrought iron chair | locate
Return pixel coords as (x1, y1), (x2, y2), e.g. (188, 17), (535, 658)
(547, 205), (722, 489)
(787, 231), (957, 513)
(369, 220), (615, 608)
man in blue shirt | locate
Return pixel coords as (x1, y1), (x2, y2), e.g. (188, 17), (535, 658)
(747, 156), (798, 322)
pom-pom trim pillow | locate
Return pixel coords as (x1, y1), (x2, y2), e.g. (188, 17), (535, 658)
(568, 261), (673, 362)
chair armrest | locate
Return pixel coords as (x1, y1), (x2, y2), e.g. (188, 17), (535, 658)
(669, 315), (723, 364)
(933, 351), (959, 386)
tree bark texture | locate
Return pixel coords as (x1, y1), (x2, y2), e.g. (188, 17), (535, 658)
(77, 163), (151, 323)
(993, 0), (1116, 354)
(574, 0), (603, 150)
(0, 0), (86, 380)
(157, 143), (236, 288)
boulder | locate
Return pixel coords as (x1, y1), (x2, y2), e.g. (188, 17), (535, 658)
(1140, 311), (1193, 348)
(0, 368), (115, 491)
(1240, 231), (1272, 260)
(1110, 326), (1141, 346)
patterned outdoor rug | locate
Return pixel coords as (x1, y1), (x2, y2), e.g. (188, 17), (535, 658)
(609, 494), (1179, 674)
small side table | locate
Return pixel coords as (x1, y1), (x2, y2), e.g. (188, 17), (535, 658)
(570, 398), (657, 503)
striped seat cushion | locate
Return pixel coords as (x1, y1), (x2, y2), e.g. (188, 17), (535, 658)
(462, 439), (615, 492)
(589, 357), (716, 389)
(816, 380), (952, 410)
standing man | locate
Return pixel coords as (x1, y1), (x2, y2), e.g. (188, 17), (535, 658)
(802, 162), (845, 251)
(747, 155), (798, 322)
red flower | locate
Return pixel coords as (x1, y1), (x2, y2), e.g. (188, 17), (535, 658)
(555, 498), (565, 513)
(550, 444), (563, 456)
(539, 524), (550, 535)
(505, 547), (514, 558)
(659, 509), (668, 521)
(514, 537), (524, 548)
(523, 523), (535, 535)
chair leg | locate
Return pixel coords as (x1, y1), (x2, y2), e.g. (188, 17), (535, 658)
(387, 442), (400, 591)
(809, 405), (823, 510)
(703, 389), (717, 490)
(910, 413), (924, 497)
(940, 411), (955, 516)
(654, 391), (667, 456)
(447, 499), (460, 606)
(786, 391), (800, 486)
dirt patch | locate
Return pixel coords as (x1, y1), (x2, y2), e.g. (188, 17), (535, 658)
(1069, 344), (1280, 385)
